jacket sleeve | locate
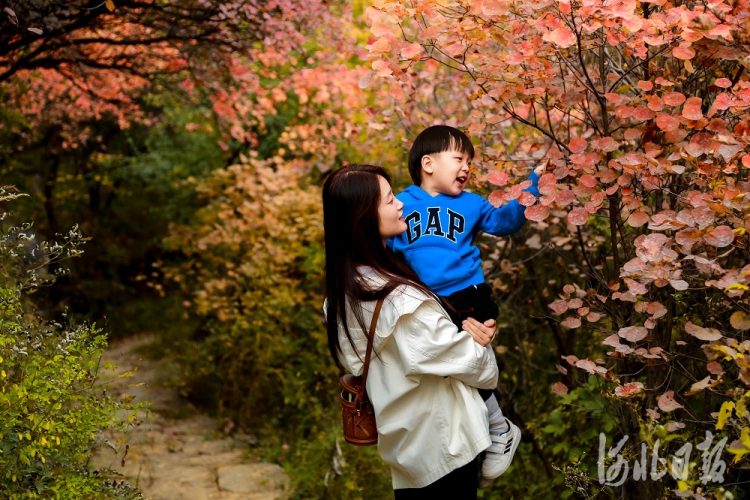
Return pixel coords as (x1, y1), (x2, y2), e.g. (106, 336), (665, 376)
(478, 171), (540, 236)
(398, 301), (498, 390)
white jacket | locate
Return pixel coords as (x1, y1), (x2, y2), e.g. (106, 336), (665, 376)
(330, 273), (499, 489)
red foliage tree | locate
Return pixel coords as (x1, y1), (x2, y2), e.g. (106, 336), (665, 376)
(366, 0), (750, 495)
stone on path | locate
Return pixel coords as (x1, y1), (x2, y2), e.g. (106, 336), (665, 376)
(218, 464), (290, 494)
(90, 334), (291, 500)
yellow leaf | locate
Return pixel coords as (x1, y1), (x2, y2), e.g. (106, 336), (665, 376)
(737, 399), (748, 418)
(741, 427), (750, 449)
(717, 401), (735, 430)
(677, 480), (688, 491)
(725, 283), (749, 292)
(105, 0), (115, 11)
(734, 228), (747, 235)
(727, 446), (750, 463)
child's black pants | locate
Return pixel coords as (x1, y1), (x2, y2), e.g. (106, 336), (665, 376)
(439, 282), (499, 401)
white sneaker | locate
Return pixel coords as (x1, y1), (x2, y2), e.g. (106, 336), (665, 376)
(479, 421), (521, 488)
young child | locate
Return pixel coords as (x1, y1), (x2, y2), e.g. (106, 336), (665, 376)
(389, 125), (543, 488)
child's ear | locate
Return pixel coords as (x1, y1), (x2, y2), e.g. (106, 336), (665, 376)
(421, 154), (433, 175)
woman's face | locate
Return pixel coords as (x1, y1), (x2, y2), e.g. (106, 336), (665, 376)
(377, 175), (407, 245)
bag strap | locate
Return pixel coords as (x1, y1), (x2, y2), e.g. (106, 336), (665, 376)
(358, 297), (385, 402)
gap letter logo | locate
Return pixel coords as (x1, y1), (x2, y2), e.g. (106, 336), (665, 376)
(405, 208), (465, 244)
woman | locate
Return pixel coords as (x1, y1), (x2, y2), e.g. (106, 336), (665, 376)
(323, 164), (499, 498)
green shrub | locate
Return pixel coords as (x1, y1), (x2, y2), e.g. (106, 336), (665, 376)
(0, 188), (142, 499)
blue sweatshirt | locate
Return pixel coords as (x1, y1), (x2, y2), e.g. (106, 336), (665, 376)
(389, 172), (540, 296)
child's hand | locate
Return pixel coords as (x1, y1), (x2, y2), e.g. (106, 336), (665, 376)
(462, 317), (496, 346)
(533, 160), (552, 176)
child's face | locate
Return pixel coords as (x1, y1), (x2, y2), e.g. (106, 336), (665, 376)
(421, 148), (472, 197)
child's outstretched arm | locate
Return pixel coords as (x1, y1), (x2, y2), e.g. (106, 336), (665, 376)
(478, 169), (541, 237)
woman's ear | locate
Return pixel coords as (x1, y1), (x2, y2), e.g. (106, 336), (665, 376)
(421, 154), (433, 175)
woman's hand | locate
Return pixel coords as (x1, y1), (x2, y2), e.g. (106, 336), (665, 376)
(462, 317), (496, 347)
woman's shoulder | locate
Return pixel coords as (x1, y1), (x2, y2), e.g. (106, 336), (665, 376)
(357, 267), (437, 314)
(384, 284), (435, 316)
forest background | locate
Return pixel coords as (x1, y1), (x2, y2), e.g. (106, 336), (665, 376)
(2, 0), (750, 498)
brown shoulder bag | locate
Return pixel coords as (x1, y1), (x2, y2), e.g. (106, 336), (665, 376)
(339, 298), (384, 446)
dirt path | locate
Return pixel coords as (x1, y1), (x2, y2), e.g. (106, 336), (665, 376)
(90, 334), (290, 500)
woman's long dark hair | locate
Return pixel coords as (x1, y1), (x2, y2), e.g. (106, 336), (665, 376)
(323, 164), (436, 370)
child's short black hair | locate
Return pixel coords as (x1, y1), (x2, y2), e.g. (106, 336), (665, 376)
(408, 125), (475, 185)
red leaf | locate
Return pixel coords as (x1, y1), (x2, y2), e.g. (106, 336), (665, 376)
(615, 382), (644, 398)
(518, 191), (537, 207)
(567, 207), (589, 226)
(594, 136), (621, 152)
(372, 60), (392, 77)
(568, 298), (583, 309)
(638, 80), (653, 91)
(670, 279), (689, 291)
(663, 92), (686, 106)
(525, 204), (550, 222)
(646, 408), (661, 420)
(400, 42), (423, 60)
(488, 190), (505, 208)
(575, 359), (598, 374)
(646, 95), (664, 112)
(618, 326), (648, 342)
(587, 311), (604, 322)
(657, 390), (684, 412)
(647, 302), (667, 319)
(543, 27), (576, 48)
(562, 317), (582, 329)
(627, 211), (649, 227)
(555, 189), (575, 206)
(4, 7), (18, 25)
(682, 104), (703, 121)
(715, 78), (732, 88)
(707, 361), (724, 375)
(27, 27), (43, 35)
(673, 46), (696, 60)
(685, 321), (723, 341)
(568, 137), (587, 153)
(551, 382), (569, 396)
(547, 300), (568, 314)
(538, 173), (557, 196)
(656, 114), (680, 131)
(704, 225), (735, 248)
(604, 93), (621, 104)
(579, 174), (597, 188)
(632, 106), (656, 121)
(488, 171), (509, 186)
